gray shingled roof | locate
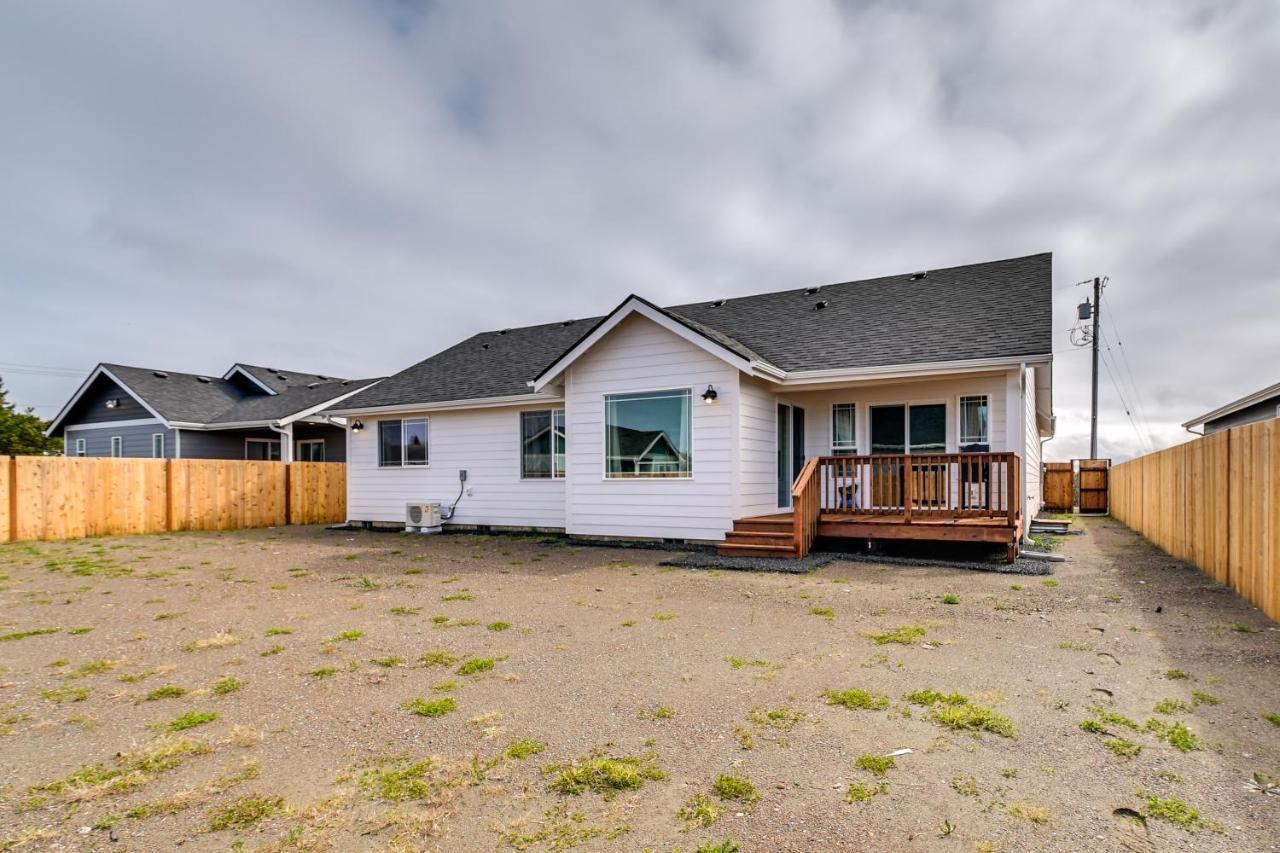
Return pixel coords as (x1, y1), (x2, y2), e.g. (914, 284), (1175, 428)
(99, 364), (375, 425)
(334, 253), (1052, 411)
(232, 364), (349, 394)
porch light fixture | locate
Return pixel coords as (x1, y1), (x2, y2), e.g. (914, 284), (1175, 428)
(105, 399), (119, 408)
(351, 419), (364, 433)
(701, 385), (718, 404)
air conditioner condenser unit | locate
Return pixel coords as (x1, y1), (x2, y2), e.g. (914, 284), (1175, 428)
(405, 502), (442, 534)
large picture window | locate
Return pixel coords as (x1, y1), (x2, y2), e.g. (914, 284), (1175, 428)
(605, 389), (691, 478)
(379, 418), (428, 467)
(831, 403), (856, 455)
(521, 410), (565, 479)
(959, 395), (990, 452)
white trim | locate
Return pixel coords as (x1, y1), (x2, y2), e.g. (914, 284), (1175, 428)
(602, 387), (694, 481)
(830, 401), (857, 455)
(222, 365), (277, 395)
(45, 365), (173, 436)
(63, 417), (162, 431)
(778, 354), (1052, 387)
(519, 408), (566, 480)
(151, 433), (165, 459)
(110, 436), (123, 457)
(173, 428), (182, 459)
(957, 393), (991, 448)
(328, 392), (564, 418)
(532, 297), (755, 392)
(277, 381), (383, 426)
(376, 416), (430, 468)
(74, 438), (86, 457)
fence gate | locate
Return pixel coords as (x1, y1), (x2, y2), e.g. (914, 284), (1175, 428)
(1043, 462), (1075, 512)
(1076, 459), (1110, 514)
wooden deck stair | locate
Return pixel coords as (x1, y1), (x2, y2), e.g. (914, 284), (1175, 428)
(718, 515), (797, 557)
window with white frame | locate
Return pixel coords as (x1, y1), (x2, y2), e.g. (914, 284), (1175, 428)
(378, 418), (428, 467)
(831, 403), (857, 455)
(521, 409), (565, 478)
(959, 395), (990, 451)
(75, 438), (86, 457)
(604, 389), (691, 478)
(110, 436), (122, 457)
(245, 438), (281, 461)
(152, 433), (165, 458)
(297, 439), (325, 462)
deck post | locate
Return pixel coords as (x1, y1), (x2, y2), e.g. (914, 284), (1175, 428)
(903, 456), (913, 524)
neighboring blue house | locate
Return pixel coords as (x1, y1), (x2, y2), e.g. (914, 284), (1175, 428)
(46, 363), (379, 462)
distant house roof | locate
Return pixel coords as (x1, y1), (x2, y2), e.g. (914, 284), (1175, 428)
(47, 363), (380, 435)
(224, 364), (351, 395)
(1182, 380), (1280, 430)
(333, 252), (1053, 412)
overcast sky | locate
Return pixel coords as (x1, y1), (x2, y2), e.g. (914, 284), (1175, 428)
(2, 0), (1276, 461)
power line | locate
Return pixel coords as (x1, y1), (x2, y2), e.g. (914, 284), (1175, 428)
(1099, 289), (1157, 440)
(0, 361), (87, 378)
(1098, 324), (1156, 449)
(1099, 347), (1150, 454)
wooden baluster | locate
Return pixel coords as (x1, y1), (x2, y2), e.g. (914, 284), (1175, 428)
(903, 455), (913, 524)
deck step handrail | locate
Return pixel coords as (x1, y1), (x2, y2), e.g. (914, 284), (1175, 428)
(790, 452), (1020, 558)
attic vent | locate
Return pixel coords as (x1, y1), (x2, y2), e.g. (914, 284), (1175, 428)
(316, 375), (329, 380)
(498, 329), (510, 335)
(709, 299), (726, 308)
(814, 300), (829, 310)
(307, 382), (320, 388)
(561, 319), (575, 327)
(341, 381), (350, 386)
(481, 343), (490, 350)
(196, 376), (211, 384)
(805, 286), (821, 295)
(275, 374), (288, 381)
(266, 367), (279, 372)
(909, 271), (928, 281)
(152, 371), (168, 378)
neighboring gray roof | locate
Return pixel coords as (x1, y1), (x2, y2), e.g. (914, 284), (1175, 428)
(1182, 380), (1280, 429)
(337, 317), (604, 408)
(334, 253), (1053, 411)
(232, 364), (349, 394)
(93, 364), (374, 426)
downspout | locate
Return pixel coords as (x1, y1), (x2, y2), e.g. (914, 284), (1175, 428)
(269, 422), (293, 463)
(1020, 362), (1036, 547)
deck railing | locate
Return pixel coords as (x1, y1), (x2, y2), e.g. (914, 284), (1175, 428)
(791, 452), (1020, 557)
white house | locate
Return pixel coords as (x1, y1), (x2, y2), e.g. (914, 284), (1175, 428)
(328, 253), (1054, 560)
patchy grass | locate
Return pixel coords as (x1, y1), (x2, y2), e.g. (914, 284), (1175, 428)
(166, 711), (217, 732)
(677, 792), (722, 828)
(505, 738), (545, 760)
(1191, 690), (1220, 706)
(442, 593), (476, 602)
(0, 627), (61, 643)
(211, 677), (245, 695)
(1264, 712), (1280, 727)
(930, 704), (1016, 738)
(905, 689), (969, 707)
(487, 621), (512, 632)
(69, 659), (122, 678)
(145, 685), (187, 701)
(265, 627), (292, 636)
(864, 625), (926, 645)
(824, 688), (890, 711)
(712, 772), (759, 806)
(41, 685), (91, 703)
(1143, 793), (1217, 832)
(747, 706), (806, 731)
(726, 657), (771, 670)
(855, 754), (895, 777)
(389, 607), (421, 616)
(403, 697), (457, 718)
(183, 632), (242, 652)
(547, 750), (666, 799)
(1145, 719), (1204, 752)
(306, 667), (339, 680)
(419, 651), (459, 667)
(1105, 738), (1143, 757)
(328, 630), (363, 642)
(1164, 669), (1189, 680)
(1007, 803), (1052, 824)
(209, 794), (283, 831)
(809, 607), (835, 618)
(357, 757), (440, 802)
(370, 657), (402, 668)
(846, 781), (888, 803)
(456, 657), (497, 676)
(941, 594), (960, 605)
(639, 706), (675, 720)
(1153, 698), (1194, 715)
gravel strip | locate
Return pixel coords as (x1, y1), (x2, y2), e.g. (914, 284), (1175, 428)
(661, 549), (1054, 575)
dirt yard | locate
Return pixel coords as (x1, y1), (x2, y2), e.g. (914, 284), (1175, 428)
(1, 518), (1277, 852)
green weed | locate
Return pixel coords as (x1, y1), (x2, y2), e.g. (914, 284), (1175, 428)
(824, 688), (890, 711)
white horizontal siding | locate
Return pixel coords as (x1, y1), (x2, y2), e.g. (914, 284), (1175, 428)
(565, 314), (740, 541)
(346, 405), (565, 528)
(739, 376), (779, 518)
(1023, 366), (1042, 523)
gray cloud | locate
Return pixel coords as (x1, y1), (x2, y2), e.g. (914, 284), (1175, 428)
(1, 0), (1276, 461)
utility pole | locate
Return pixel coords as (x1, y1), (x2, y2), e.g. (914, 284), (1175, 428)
(1089, 276), (1101, 459)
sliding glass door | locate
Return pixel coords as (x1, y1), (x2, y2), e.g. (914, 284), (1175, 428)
(776, 403), (806, 508)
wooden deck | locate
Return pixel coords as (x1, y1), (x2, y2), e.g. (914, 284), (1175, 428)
(719, 452), (1023, 560)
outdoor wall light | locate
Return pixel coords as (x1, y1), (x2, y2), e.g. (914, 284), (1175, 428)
(105, 399), (119, 409)
(351, 419), (364, 433)
(701, 385), (718, 404)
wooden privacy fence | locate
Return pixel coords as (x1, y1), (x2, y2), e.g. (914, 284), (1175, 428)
(1110, 420), (1279, 622)
(0, 457), (346, 543)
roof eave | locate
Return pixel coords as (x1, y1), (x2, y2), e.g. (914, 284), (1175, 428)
(327, 391), (566, 418)
(1181, 380), (1280, 430)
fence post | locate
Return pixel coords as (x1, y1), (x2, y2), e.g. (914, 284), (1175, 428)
(1, 456), (11, 544)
